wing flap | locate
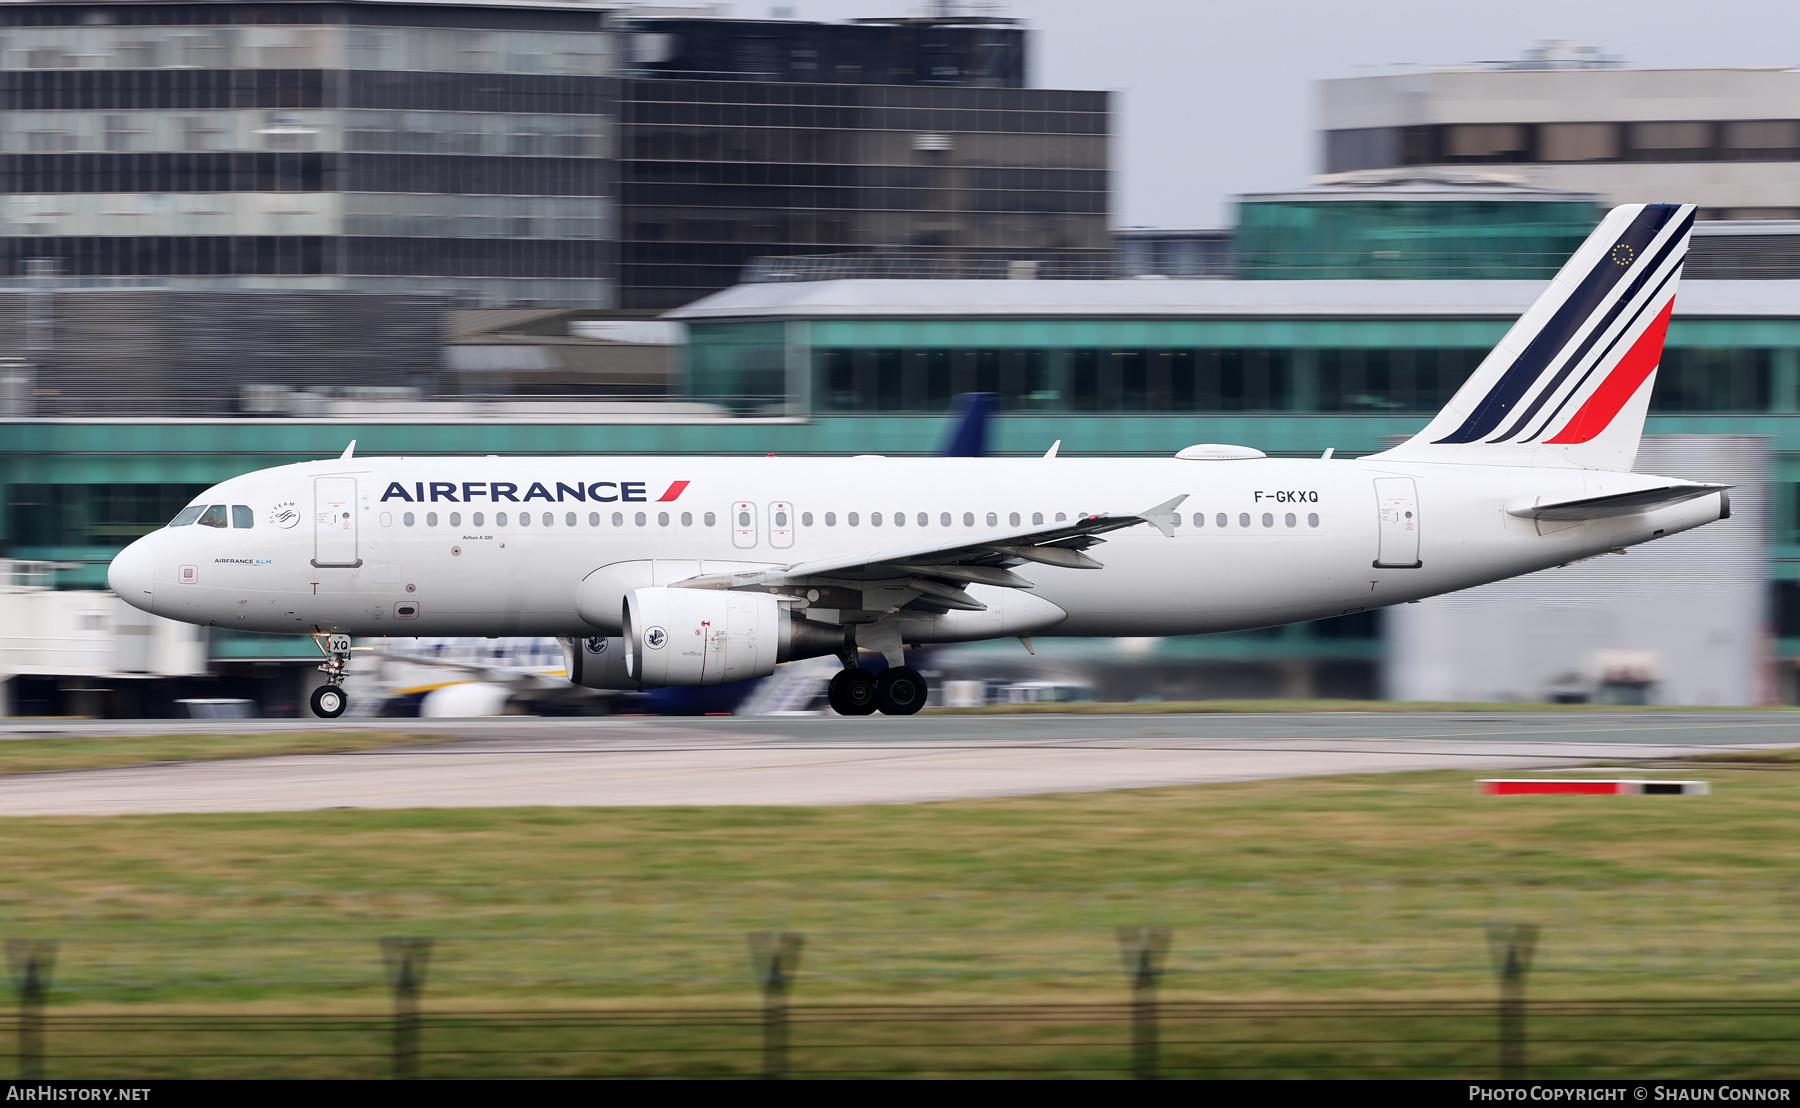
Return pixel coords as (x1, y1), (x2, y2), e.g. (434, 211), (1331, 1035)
(1507, 483), (1728, 521)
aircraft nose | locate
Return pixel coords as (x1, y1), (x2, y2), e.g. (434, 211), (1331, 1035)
(108, 537), (155, 612)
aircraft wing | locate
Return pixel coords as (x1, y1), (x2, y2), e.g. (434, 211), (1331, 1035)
(1506, 483), (1729, 521)
(669, 494), (1187, 613)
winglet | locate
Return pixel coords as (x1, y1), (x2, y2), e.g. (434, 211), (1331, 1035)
(1137, 493), (1189, 537)
(340, 440), (357, 461)
(1044, 439), (1061, 459)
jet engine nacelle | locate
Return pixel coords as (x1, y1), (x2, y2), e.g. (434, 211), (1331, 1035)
(623, 586), (844, 688)
(560, 635), (635, 690)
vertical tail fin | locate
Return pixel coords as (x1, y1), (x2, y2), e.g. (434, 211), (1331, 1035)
(1378, 203), (1695, 471)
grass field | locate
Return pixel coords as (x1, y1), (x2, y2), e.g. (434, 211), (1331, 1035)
(3, 757), (1798, 1076)
(0, 731), (428, 776)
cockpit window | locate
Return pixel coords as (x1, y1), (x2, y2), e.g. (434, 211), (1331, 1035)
(169, 505), (206, 527)
(197, 504), (229, 529)
(231, 505), (254, 529)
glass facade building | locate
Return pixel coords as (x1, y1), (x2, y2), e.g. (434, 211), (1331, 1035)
(1233, 191), (1601, 280)
(0, 1), (615, 307)
(617, 79), (1110, 309)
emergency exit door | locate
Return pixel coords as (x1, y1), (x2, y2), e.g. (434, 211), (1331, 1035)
(1373, 477), (1421, 568)
(731, 501), (757, 549)
(313, 476), (360, 567)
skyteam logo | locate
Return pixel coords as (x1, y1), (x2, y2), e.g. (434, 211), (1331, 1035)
(269, 501), (300, 528)
(381, 479), (691, 504)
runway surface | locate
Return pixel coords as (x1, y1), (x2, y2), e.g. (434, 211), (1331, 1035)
(0, 712), (1796, 815)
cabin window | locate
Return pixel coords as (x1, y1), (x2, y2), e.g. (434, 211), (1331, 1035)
(1239, 513), (1251, 527)
(519, 512), (531, 527)
(962, 512), (974, 527)
(1216, 513), (1226, 527)
(1170, 514), (1180, 527)
(613, 512), (623, 526)
(635, 512), (646, 526)
(169, 505), (206, 527)
(987, 512), (998, 527)
(1009, 512), (1020, 526)
(917, 512), (927, 526)
(1285, 513), (1297, 527)
(231, 505), (254, 529)
(940, 512), (951, 526)
(540, 512), (551, 527)
(1262, 513), (1274, 527)
(1055, 513), (1067, 522)
(800, 512), (813, 526)
(824, 512), (836, 526)
(495, 512), (507, 526)
(1308, 513), (1320, 528)
(473, 512), (484, 527)
(566, 512), (577, 527)
(1032, 512), (1043, 525)
(871, 512), (882, 526)
(658, 512), (670, 526)
(379, 512), (392, 528)
(704, 511), (715, 526)
(1193, 512), (1204, 527)
(682, 512), (694, 526)
(848, 512), (860, 526)
(197, 504), (229, 528)
(449, 512), (461, 527)
(426, 512), (439, 527)
(891, 511), (903, 527)
(403, 512), (415, 527)
(589, 512), (600, 526)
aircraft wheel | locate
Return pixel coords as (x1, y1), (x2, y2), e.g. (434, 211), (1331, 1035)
(310, 685), (348, 719)
(828, 668), (878, 716)
(874, 666), (928, 716)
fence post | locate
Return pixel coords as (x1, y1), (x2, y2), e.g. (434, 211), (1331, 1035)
(1118, 927), (1172, 1080)
(6, 940), (55, 1081)
(748, 931), (804, 1080)
(1486, 923), (1540, 1080)
(379, 937), (432, 1080)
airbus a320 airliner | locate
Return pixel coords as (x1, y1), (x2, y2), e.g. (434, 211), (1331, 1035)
(109, 203), (1727, 718)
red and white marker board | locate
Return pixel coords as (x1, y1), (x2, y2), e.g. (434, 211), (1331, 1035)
(1479, 779), (1709, 796)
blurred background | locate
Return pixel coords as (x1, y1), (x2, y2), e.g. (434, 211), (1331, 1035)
(0, 0), (1795, 718)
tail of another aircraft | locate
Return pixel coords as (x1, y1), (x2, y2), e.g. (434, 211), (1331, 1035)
(1377, 203), (1695, 471)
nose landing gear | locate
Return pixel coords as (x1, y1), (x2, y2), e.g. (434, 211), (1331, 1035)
(310, 685), (347, 719)
(310, 632), (353, 719)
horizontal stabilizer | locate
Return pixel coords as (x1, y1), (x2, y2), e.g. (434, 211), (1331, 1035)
(1506, 483), (1728, 521)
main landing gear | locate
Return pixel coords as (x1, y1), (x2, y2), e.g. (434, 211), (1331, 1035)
(310, 632), (352, 719)
(828, 665), (927, 716)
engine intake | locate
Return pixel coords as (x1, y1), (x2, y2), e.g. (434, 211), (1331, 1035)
(623, 586), (845, 688)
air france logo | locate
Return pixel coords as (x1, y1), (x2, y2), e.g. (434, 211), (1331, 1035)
(380, 479), (690, 504)
(644, 626), (668, 650)
(270, 501), (300, 528)
(584, 637), (609, 655)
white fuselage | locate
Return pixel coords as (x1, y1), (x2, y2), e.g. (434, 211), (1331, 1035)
(109, 454), (1725, 642)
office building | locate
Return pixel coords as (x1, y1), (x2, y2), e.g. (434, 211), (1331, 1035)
(1319, 46), (1800, 219)
(0, 0), (615, 307)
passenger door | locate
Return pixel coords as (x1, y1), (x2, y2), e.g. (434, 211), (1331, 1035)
(1373, 477), (1421, 568)
(313, 476), (360, 567)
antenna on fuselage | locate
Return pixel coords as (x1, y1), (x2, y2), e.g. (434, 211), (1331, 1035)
(340, 440), (356, 461)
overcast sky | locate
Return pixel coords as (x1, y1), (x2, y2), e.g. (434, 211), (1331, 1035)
(764, 0), (1800, 227)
